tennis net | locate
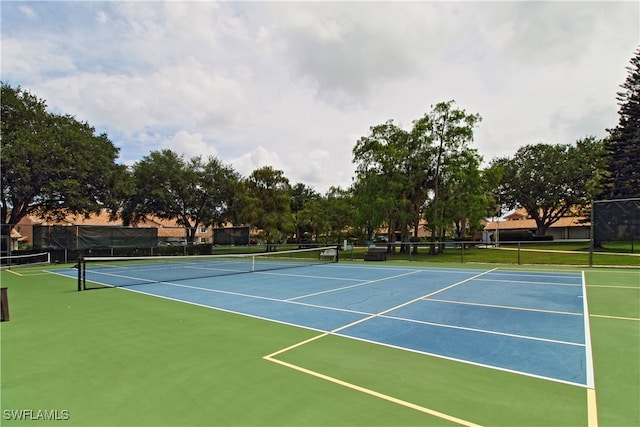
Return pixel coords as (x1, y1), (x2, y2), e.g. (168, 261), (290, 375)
(78, 246), (338, 290)
(1, 252), (51, 268)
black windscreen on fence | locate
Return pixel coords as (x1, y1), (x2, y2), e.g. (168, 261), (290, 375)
(33, 225), (75, 250)
(77, 226), (158, 249)
(213, 226), (250, 245)
(33, 225), (158, 250)
(592, 198), (640, 246)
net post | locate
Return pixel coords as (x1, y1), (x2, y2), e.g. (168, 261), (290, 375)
(589, 201), (594, 268)
(335, 245), (340, 263)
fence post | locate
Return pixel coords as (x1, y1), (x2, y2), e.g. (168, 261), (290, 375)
(1, 287), (10, 321)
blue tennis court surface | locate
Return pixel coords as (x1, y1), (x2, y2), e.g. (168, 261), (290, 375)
(54, 263), (592, 387)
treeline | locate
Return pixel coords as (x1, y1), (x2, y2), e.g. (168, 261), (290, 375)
(2, 49), (638, 248)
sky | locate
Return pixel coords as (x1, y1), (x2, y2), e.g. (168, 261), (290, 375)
(2, 1), (638, 193)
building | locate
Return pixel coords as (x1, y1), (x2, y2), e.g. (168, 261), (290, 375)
(484, 208), (590, 240)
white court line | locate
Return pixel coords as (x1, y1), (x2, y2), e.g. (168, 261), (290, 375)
(590, 314), (640, 321)
(473, 278), (582, 287)
(323, 263), (488, 275)
(487, 270), (582, 277)
(587, 284), (639, 290)
(582, 271), (598, 426)
(424, 298), (583, 316)
(257, 270), (364, 282)
(586, 268), (640, 274)
(379, 313), (585, 347)
(286, 270), (423, 301)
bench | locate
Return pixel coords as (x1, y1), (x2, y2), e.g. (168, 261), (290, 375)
(364, 247), (387, 261)
(320, 248), (337, 260)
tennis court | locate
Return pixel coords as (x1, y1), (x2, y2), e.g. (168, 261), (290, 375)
(54, 250), (594, 387)
(2, 252), (638, 426)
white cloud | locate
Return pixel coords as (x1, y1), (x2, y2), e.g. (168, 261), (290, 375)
(267, 2), (452, 105)
(289, 149), (333, 187)
(1, 38), (77, 82)
(33, 59), (246, 137)
(95, 10), (109, 24)
(229, 146), (285, 179)
(163, 130), (218, 160)
(19, 5), (36, 19)
(2, 1), (638, 193)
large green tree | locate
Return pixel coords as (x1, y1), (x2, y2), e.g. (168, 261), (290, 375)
(1, 83), (124, 249)
(352, 120), (406, 244)
(417, 101), (482, 244)
(296, 186), (355, 245)
(352, 102), (485, 249)
(294, 198), (324, 244)
(494, 137), (605, 236)
(438, 147), (501, 239)
(352, 119), (431, 248)
(322, 186), (356, 244)
(240, 166), (293, 244)
(123, 149), (240, 243)
(602, 47), (640, 199)
(290, 182), (320, 244)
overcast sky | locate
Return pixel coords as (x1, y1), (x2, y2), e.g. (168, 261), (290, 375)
(2, 1), (638, 193)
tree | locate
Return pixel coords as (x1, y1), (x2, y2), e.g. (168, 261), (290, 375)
(200, 157), (243, 228)
(240, 166), (293, 245)
(296, 198), (329, 244)
(123, 150), (240, 243)
(323, 186), (356, 244)
(352, 121), (404, 246)
(438, 147), (501, 240)
(416, 101), (482, 245)
(290, 183), (320, 244)
(352, 102), (484, 251)
(1, 83), (124, 250)
(295, 186), (355, 245)
(494, 138), (605, 236)
(602, 47), (640, 199)
(352, 119), (430, 249)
